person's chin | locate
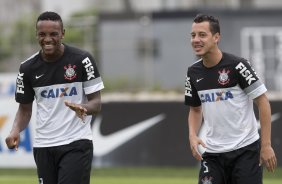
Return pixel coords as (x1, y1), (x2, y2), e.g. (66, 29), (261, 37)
(195, 52), (204, 57)
(42, 51), (56, 59)
(193, 48), (203, 56)
(42, 48), (55, 55)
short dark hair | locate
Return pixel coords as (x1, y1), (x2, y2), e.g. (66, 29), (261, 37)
(193, 14), (220, 35)
(36, 11), (64, 29)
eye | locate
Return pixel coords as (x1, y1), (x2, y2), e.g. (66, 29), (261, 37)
(37, 32), (45, 38)
(199, 33), (206, 38)
(50, 32), (59, 37)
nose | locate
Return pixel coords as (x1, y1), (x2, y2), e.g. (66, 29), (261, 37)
(45, 37), (52, 42)
(43, 35), (52, 42)
(191, 35), (200, 43)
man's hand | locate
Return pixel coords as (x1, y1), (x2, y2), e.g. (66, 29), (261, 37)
(64, 100), (87, 122)
(260, 145), (277, 172)
(189, 135), (206, 161)
(5, 131), (20, 151)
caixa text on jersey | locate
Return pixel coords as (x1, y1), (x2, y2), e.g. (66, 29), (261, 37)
(200, 91), (234, 103)
(40, 87), (77, 98)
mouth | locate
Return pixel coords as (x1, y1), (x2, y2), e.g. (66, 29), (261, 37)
(41, 44), (57, 55)
(193, 45), (203, 52)
(43, 44), (54, 50)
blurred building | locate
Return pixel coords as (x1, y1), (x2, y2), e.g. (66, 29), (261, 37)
(98, 9), (282, 93)
(1, 0), (282, 28)
(0, 0), (40, 27)
(92, 0), (282, 12)
(40, 0), (94, 20)
(1, 0), (282, 94)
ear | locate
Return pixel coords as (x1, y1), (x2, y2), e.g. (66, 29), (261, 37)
(62, 29), (65, 38)
(214, 33), (220, 44)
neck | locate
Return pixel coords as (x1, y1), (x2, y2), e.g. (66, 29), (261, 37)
(202, 49), (222, 68)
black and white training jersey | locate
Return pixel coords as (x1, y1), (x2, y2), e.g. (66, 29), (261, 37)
(185, 52), (266, 153)
(15, 44), (104, 147)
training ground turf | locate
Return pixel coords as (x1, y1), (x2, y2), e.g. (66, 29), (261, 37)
(0, 167), (281, 184)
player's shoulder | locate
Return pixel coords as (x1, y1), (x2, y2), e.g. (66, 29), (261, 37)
(20, 51), (40, 70)
(188, 58), (203, 70)
(191, 58), (202, 66)
(222, 52), (247, 65)
(65, 44), (92, 59)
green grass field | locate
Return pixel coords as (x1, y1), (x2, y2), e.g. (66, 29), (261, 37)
(0, 167), (281, 184)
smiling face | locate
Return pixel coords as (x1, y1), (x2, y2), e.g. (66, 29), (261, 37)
(36, 20), (65, 61)
(190, 21), (220, 57)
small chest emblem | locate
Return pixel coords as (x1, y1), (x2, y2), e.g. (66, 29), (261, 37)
(201, 176), (213, 184)
(64, 64), (77, 80)
(218, 68), (230, 85)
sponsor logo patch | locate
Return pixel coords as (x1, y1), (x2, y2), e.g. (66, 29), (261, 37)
(200, 90), (234, 103)
(197, 78), (204, 83)
(64, 64), (77, 81)
(16, 73), (24, 94)
(82, 57), (95, 80)
(201, 176), (213, 184)
(35, 74), (44, 79)
(218, 68), (230, 85)
(41, 87), (77, 98)
(235, 62), (256, 85)
(185, 76), (192, 97)
(93, 114), (165, 157)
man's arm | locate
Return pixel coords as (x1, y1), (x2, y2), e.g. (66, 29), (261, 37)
(84, 91), (102, 115)
(5, 103), (32, 150)
(254, 93), (277, 172)
(188, 105), (206, 161)
(64, 91), (102, 120)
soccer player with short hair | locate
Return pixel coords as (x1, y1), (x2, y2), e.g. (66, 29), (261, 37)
(5, 11), (104, 184)
(185, 13), (277, 184)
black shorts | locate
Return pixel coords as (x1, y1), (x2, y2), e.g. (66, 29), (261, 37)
(198, 140), (262, 184)
(33, 139), (93, 184)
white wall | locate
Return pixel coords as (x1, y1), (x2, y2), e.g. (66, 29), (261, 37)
(0, 73), (36, 168)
